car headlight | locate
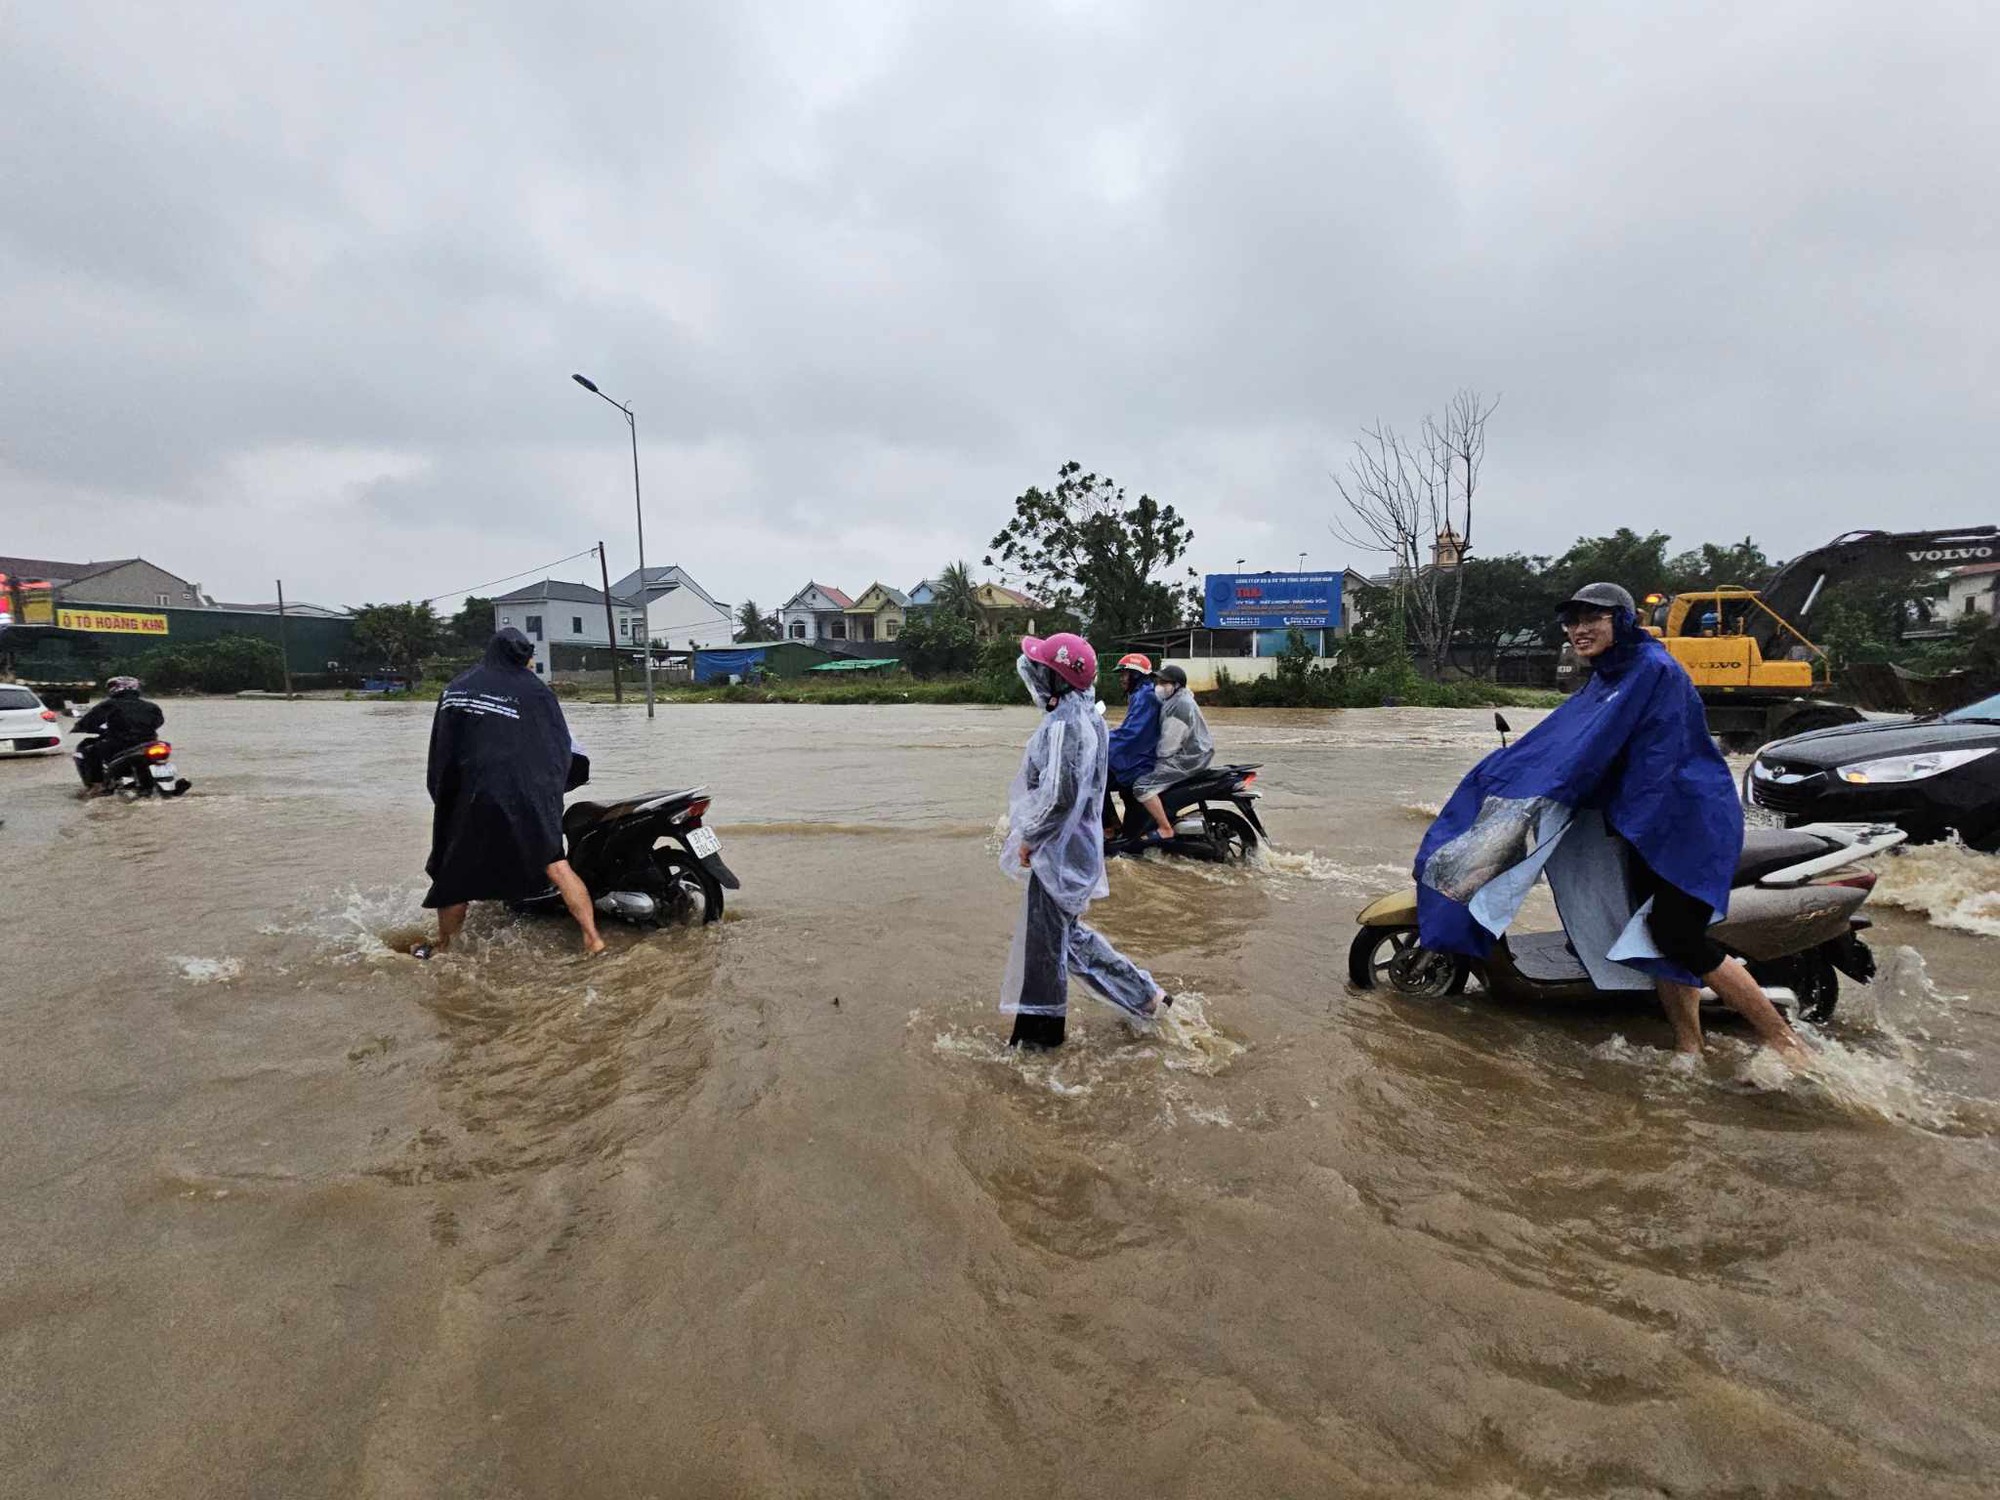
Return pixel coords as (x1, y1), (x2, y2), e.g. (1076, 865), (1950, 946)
(1837, 747), (1995, 785)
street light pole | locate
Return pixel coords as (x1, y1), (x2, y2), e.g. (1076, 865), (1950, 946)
(572, 373), (656, 717)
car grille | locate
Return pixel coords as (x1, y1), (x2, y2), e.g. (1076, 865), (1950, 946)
(1750, 762), (1828, 816)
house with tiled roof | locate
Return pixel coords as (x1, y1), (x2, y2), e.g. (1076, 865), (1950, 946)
(778, 582), (858, 645)
(0, 554), (215, 611)
(1943, 561), (2000, 622)
(845, 582), (909, 644)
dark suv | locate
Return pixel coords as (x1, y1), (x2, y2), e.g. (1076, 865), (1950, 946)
(1746, 690), (2000, 850)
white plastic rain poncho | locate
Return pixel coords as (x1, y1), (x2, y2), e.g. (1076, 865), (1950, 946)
(1000, 669), (1159, 1026)
(1131, 686), (1214, 799)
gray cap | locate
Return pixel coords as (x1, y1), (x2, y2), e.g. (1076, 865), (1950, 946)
(1556, 581), (1635, 617)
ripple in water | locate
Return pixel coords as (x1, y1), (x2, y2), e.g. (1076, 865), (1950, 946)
(1870, 842), (2000, 937)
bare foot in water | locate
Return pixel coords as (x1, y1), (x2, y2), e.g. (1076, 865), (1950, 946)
(583, 935), (608, 956)
(1139, 987), (1172, 1019)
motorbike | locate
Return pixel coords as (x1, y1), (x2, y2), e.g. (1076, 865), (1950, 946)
(510, 785), (740, 928)
(1348, 819), (1906, 1023)
(74, 735), (192, 799)
(1106, 763), (1268, 863)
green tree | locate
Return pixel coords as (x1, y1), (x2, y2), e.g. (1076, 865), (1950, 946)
(1448, 554), (1558, 674)
(933, 560), (978, 620)
(124, 635), (285, 694)
(899, 609), (979, 677)
(447, 595), (496, 650)
(1811, 563), (1941, 668)
(986, 462), (1199, 644)
(734, 600), (779, 642)
(1664, 537), (1773, 592)
(1544, 529), (1673, 603)
(352, 602), (443, 683)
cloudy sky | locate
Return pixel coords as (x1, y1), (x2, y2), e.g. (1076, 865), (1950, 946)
(6, 1), (1995, 613)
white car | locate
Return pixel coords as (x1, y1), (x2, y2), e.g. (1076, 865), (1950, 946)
(0, 684), (65, 756)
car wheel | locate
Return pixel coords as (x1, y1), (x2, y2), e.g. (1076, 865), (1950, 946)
(1347, 925), (1468, 996)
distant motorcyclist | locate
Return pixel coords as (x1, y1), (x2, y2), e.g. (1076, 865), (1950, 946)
(72, 676), (164, 793)
(1131, 664), (1214, 845)
(1103, 653), (1160, 841)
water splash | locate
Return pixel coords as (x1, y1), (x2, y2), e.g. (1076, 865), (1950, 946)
(171, 956), (242, 984)
(1870, 843), (2000, 937)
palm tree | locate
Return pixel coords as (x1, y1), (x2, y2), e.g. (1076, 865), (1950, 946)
(735, 600), (777, 642)
(934, 560), (978, 620)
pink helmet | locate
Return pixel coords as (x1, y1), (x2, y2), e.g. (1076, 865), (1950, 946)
(1021, 633), (1097, 695)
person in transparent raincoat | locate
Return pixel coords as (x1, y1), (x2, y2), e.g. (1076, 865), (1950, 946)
(1000, 633), (1170, 1049)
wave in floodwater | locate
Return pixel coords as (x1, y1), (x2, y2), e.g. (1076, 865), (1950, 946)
(1587, 945), (1991, 1133)
(1871, 843), (2000, 937)
(171, 955), (243, 984)
(930, 988), (1246, 1100)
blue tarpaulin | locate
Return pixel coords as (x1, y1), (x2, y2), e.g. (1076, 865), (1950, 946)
(693, 647), (768, 683)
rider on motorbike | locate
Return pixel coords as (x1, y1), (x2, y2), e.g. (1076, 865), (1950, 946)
(72, 676), (165, 793)
(1103, 653), (1160, 841)
(1416, 582), (1807, 1064)
(1130, 664), (1214, 845)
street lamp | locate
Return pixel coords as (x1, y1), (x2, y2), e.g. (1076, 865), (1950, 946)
(1297, 551), (1307, 574)
(572, 372), (655, 717)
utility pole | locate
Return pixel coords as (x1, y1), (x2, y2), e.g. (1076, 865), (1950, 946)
(275, 579), (294, 699)
(595, 541), (624, 704)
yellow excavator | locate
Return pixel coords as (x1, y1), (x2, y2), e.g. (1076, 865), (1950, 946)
(1558, 525), (2000, 749)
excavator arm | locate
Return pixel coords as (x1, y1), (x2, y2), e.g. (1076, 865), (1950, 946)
(1750, 525), (2000, 655)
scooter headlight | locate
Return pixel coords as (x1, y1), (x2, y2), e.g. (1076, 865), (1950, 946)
(1837, 747), (1993, 785)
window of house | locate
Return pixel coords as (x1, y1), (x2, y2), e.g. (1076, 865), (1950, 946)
(1970, 597), (1982, 616)
(830, 619), (846, 639)
(885, 620), (898, 639)
(525, 615), (543, 639)
(157, 594), (169, 607)
(572, 616), (584, 634)
(790, 621), (806, 639)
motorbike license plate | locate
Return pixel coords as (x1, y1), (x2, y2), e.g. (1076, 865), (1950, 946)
(686, 826), (722, 858)
(152, 763), (178, 780)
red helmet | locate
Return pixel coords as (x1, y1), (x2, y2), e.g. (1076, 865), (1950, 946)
(1021, 633), (1097, 694)
(1115, 653), (1153, 676)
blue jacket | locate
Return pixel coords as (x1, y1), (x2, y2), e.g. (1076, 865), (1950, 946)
(1108, 680), (1161, 784)
(1414, 616), (1741, 984)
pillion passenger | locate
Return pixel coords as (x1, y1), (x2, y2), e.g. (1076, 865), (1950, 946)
(1129, 663), (1214, 846)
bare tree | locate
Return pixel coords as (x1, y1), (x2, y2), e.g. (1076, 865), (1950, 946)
(1330, 389), (1497, 675)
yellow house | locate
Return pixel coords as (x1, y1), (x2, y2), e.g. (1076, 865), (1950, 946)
(971, 582), (1040, 640)
(844, 583), (909, 644)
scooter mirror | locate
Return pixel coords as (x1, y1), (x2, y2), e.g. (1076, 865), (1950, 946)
(1494, 713), (1512, 739)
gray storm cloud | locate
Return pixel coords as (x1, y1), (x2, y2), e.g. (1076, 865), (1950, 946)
(5, 0), (1995, 608)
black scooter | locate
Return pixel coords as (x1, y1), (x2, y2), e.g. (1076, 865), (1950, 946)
(1106, 763), (1268, 863)
(74, 735), (192, 798)
(511, 785), (741, 927)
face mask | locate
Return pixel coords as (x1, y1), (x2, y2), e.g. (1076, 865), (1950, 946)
(1157, 683), (1178, 702)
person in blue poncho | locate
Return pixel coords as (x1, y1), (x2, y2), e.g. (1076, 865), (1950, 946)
(1103, 652), (1161, 841)
(1416, 583), (1807, 1063)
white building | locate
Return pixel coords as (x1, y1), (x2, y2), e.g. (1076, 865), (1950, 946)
(1943, 561), (2000, 622)
(492, 579), (646, 677)
(610, 564), (734, 651)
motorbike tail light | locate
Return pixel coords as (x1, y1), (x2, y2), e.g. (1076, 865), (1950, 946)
(144, 742), (172, 760)
(1821, 872), (1878, 892)
(685, 798), (711, 821)
(40, 709), (57, 721)
(1239, 772), (1257, 787)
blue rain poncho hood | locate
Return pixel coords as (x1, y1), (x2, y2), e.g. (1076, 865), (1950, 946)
(422, 629), (576, 908)
(1108, 678), (1161, 783)
(1414, 610), (1742, 986)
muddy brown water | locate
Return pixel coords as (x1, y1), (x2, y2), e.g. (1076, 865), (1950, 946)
(4, 700), (1999, 1498)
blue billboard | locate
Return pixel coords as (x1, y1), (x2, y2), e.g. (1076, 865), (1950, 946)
(1203, 572), (1342, 630)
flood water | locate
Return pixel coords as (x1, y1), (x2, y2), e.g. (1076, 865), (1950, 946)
(5, 699), (1999, 1498)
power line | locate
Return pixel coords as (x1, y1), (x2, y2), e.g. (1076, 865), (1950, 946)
(421, 547), (604, 606)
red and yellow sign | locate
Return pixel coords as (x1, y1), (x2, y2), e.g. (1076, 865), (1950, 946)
(58, 607), (170, 636)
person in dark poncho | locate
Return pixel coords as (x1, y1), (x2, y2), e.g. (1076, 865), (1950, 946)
(418, 628), (604, 956)
(1415, 583), (1807, 1065)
